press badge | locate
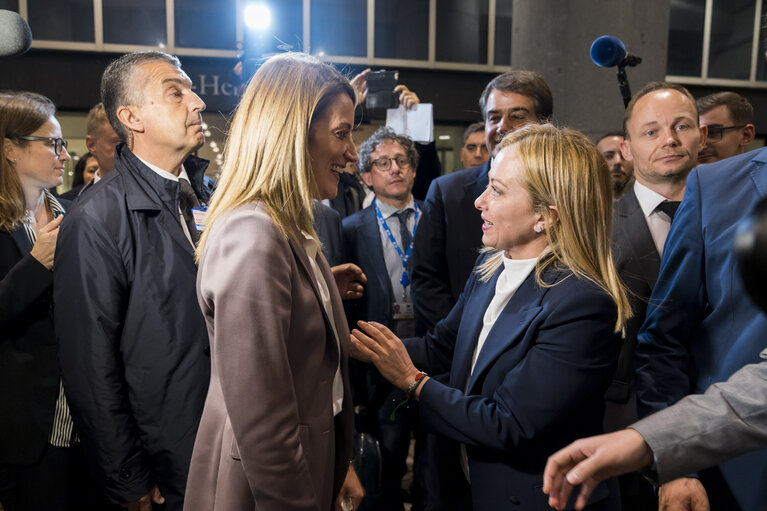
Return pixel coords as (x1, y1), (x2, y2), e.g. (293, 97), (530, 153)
(192, 206), (208, 232)
(392, 301), (414, 320)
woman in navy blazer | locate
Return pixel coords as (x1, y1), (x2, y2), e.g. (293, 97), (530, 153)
(352, 124), (631, 511)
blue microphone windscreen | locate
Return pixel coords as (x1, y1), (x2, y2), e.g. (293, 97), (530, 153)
(590, 35), (626, 68)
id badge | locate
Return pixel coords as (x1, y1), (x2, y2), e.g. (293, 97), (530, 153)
(192, 206), (208, 232)
(392, 301), (414, 320)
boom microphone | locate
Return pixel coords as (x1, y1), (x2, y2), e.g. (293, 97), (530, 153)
(0, 10), (32, 57)
(590, 36), (642, 68)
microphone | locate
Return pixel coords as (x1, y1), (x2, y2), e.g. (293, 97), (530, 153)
(590, 36), (642, 68)
(0, 10), (32, 57)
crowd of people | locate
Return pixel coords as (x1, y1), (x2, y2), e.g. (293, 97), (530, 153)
(0, 47), (764, 511)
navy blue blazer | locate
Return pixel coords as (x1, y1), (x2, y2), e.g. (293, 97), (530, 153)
(405, 257), (621, 510)
(411, 161), (490, 335)
(636, 147), (767, 509)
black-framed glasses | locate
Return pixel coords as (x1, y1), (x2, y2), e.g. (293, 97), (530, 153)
(705, 125), (745, 142)
(15, 136), (69, 156)
(371, 156), (412, 172)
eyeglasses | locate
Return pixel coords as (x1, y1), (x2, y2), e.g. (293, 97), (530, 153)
(371, 156), (412, 172)
(705, 125), (745, 142)
(15, 136), (69, 156)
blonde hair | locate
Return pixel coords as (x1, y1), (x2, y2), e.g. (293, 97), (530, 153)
(196, 53), (355, 259)
(86, 102), (109, 136)
(0, 91), (56, 231)
(477, 123), (631, 333)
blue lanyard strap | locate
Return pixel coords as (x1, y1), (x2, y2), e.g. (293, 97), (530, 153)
(373, 199), (420, 288)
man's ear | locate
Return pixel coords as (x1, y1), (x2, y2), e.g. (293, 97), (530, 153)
(360, 171), (373, 188)
(620, 138), (633, 162)
(116, 105), (144, 134)
(85, 134), (96, 153)
(740, 124), (756, 147)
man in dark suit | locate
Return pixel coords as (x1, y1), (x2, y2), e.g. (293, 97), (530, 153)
(608, 82), (706, 510)
(54, 51), (211, 510)
(343, 127), (422, 510)
(411, 70), (552, 335)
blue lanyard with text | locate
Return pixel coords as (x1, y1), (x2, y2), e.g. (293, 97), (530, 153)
(373, 199), (420, 288)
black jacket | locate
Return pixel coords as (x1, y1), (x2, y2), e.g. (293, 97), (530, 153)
(53, 144), (211, 508)
(0, 200), (69, 466)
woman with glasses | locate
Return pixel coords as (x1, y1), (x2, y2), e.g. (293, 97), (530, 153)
(352, 124), (630, 510)
(0, 91), (96, 510)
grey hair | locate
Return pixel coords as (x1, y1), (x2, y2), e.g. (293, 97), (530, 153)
(357, 126), (419, 174)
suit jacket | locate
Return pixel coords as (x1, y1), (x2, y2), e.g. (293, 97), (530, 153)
(0, 199), (69, 465)
(314, 200), (345, 267)
(405, 257), (621, 510)
(54, 145), (211, 508)
(411, 161), (490, 335)
(636, 147), (767, 509)
(185, 203), (354, 511)
(633, 347), (767, 485)
(605, 188), (659, 431)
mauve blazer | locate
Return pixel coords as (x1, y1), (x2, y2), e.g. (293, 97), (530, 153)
(184, 203), (354, 511)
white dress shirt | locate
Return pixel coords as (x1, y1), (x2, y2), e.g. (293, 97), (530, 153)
(633, 180), (675, 256)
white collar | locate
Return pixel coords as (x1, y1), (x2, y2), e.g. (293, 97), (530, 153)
(375, 196), (415, 219)
(633, 180), (669, 218)
(135, 155), (189, 183)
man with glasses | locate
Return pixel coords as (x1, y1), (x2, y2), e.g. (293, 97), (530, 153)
(411, 70), (552, 336)
(697, 92), (755, 165)
(342, 126), (421, 510)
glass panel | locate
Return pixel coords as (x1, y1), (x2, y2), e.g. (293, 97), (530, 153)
(310, 0), (366, 57)
(266, 0), (303, 52)
(708, 0), (756, 79)
(28, 0), (94, 42)
(374, 0), (428, 60)
(103, 0), (166, 46)
(494, 0), (512, 66)
(436, 0), (489, 64)
(175, 0), (236, 50)
(666, 0), (705, 76)
(757, 20), (767, 80)
(0, 0), (18, 11)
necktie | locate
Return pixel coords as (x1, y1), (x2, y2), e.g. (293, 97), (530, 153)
(656, 200), (681, 220)
(179, 178), (201, 245)
(394, 209), (413, 249)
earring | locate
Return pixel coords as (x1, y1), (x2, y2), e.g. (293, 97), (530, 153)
(534, 225), (543, 233)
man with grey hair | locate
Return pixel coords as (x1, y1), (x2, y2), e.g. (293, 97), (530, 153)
(411, 70), (552, 335)
(54, 51), (211, 510)
(342, 126), (421, 510)
(459, 121), (489, 170)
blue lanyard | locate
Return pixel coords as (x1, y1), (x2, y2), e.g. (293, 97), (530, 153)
(373, 199), (420, 288)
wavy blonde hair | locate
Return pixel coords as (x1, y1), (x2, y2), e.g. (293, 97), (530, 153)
(197, 53), (355, 259)
(478, 123), (631, 333)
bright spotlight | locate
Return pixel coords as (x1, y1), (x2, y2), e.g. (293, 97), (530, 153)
(244, 4), (272, 31)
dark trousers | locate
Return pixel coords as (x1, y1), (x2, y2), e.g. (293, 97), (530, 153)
(0, 443), (111, 511)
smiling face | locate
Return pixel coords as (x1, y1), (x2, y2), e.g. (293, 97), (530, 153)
(9, 116), (70, 191)
(621, 89), (704, 188)
(308, 93), (358, 200)
(125, 60), (206, 161)
(474, 143), (547, 259)
(360, 139), (416, 208)
(484, 89), (538, 157)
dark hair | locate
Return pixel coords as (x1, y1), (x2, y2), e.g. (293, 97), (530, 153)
(358, 126), (419, 174)
(463, 121), (485, 144)
(72, 152), (96, 188)
(0, 91), (56, 231)
(696, 91), (754, 126)
(623, 82), (697, 137)
(101, 51), (181, 143)
(479, 70), (553, 121)
(596, 130), (626, 144)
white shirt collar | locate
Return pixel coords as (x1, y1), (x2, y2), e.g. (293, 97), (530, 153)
(135, 155), (189, 183)
(633, 180), (669, 218)
(375, 196), (415, 219)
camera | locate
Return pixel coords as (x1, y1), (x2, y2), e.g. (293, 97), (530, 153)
(365, 70), (399, 110)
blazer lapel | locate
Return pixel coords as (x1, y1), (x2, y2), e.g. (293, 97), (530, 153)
(466, 273), (543, 392)
(360, 207), (390, 305)
(449, 269), (499, 389)
(615, 189), (660, 286)
(750, 150), (767, 197)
